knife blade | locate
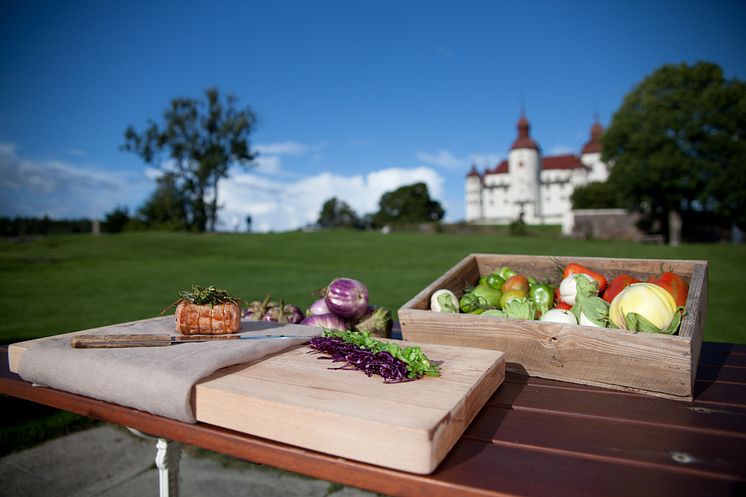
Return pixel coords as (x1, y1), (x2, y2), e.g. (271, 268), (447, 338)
(70, 333), (312, 348)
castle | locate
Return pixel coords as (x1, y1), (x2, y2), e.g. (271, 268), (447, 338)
(465, 114), (610, 225)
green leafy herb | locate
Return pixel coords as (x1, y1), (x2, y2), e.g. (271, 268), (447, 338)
(321, 329), (440, 379)
(178, 284), (238, 305)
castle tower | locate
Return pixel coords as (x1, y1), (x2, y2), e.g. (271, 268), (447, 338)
(507, 113), (541, 222)
(465, 164), (483, 222)
(581, 119), (608, 182)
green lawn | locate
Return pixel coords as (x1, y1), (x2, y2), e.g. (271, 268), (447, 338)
(1, 230), (744, 455)
(1, 230), (743, 343)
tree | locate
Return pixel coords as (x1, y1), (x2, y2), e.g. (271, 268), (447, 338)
(137, 173), (189, 230)
(122, 88), (257, 232)
(570, 182), (624, 210)
(603, 62), (746, 242)
(102, 206), (131, 233)
(372, 182), (444, 226)
(317, 197), (362, 229)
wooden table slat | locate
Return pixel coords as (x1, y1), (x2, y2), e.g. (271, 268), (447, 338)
(490, 381), (746, 437)
(464, 405), (746, 478)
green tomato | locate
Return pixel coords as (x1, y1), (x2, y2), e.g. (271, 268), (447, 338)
(459, 292), (487, 313)
(497, 266), (517, 280)
(527, 276), (539, 288)
(486, 273), (506, 290)
(500, 289), (525, 309)
(529, 283), (554, 316)
(470, 284), (502, 308)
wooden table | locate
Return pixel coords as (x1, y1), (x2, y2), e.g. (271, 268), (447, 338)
(2, 341), (745, 497)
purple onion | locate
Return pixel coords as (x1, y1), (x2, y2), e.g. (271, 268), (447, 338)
(300, 313), (348, 331)
(307, 298), (331, 316)
(324, 277), (369, 320)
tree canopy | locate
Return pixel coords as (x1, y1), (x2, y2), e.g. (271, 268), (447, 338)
(317, 197), (362, 229)
(122, 88), (257, 232)
(372, 182), (444, 226)
(603, 62), (746, 238)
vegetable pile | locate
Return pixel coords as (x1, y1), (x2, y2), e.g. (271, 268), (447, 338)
(301, 277), (393, 338)
(244, 294), (305, 324)
(430, 263), (690, 335)
(308, 329), (440, 382)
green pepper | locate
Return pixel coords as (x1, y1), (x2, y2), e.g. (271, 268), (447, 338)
(486, 273), (506, 290)
(529, 284), (555, 316)
(497, 266), (517, 280)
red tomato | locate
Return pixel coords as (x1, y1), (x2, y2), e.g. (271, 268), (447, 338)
(601, 274), (640, 303)
(563, 263), (608, 292)
(501, 275), (529, 295)
(647, 271), (689, 307)
(555, 301), (572, 310)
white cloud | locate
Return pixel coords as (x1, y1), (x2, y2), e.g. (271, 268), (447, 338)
(217, 166), (444, 232)
(255, 141), (310, 156)
(0, 142), (152, 219)
(416, 149), (467, 170)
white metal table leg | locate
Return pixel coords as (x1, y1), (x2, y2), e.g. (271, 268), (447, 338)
(128, 428), (182, 497)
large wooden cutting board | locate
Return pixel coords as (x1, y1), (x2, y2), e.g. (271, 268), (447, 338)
(194, 341), (504, 474)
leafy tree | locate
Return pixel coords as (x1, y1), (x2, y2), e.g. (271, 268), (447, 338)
(570, 182), (624, 210)
(317, 197), (362, 229)
(102, 206), (131, 233)
(137, 173), (189, 230)
(122, 88), (257, 232)
(372, 182), (444, 226)
(603, 62), (746, 241)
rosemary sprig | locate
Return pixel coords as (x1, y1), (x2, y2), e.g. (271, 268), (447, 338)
(178, 284), (239, 305)
(161, 284), (239, 314)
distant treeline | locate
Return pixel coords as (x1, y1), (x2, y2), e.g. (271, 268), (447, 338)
(0, 216), (94, 236)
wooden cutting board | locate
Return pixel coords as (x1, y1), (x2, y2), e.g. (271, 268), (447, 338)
(194, 340), (504, 474)
(9, 327), (505, 474)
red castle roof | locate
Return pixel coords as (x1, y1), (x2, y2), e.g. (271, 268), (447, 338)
(510, 114), (540, 151)
(581, 121), (603, 154)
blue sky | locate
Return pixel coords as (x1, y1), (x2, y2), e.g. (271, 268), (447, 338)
(1, 0), (745, 232)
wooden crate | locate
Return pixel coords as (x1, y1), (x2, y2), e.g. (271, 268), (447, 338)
(398, 254), (708, 401)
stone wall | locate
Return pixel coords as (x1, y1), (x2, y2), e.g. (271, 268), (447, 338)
(563, 209), (646, 241)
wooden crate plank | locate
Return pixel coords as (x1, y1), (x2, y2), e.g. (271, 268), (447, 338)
(464, 406), (746, 478)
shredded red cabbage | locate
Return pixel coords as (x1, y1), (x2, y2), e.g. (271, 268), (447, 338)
(308, 336), (413, 383)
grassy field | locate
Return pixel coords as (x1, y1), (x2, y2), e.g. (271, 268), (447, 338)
(1, 230), (744, 455)
(1, 229), (744, 343)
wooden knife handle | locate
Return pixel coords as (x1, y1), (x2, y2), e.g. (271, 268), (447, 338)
(70, 334), (173, 348)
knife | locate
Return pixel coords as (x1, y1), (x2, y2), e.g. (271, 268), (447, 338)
(70, 333), (312, 348)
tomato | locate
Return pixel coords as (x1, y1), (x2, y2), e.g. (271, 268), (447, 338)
(601, 274), (640, 303)
(500, 290), (525, 309)
(501, 275), (529, 295)
(563, 263), (608, 292)
(647, 271), (689, 307)
(554, 301), (572, 310)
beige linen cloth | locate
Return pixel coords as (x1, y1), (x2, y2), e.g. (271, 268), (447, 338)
(17, 316), (320, 423)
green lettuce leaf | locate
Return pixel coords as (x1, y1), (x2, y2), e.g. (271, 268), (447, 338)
(572, 296), (609, 327)
(574, 274), (599, 304)
(502, 298), (536, 320)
